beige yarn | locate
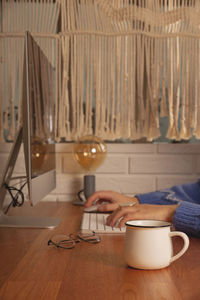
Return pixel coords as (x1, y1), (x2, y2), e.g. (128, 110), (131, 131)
(0, 0), (60, 142)
(1, 0), (200, 142)
(60, 0), (200, 141)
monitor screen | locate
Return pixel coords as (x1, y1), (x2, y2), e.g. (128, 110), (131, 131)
(23, 31), (56, 206)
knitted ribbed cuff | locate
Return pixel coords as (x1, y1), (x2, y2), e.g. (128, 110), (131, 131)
(173, 201), (200, 237)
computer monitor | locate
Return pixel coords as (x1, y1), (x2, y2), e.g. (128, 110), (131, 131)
(0, 31), (60, 228)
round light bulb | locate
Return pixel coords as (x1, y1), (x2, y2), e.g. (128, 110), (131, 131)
(31, 137), (47, 172)
(73, 135), (107, 172)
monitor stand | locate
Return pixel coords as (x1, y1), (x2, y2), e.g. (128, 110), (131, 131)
(0, 210), (60, 228)
(0, 127), (61, 228)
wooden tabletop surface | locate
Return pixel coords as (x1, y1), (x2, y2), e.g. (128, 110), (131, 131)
(0, 201), (200, 300)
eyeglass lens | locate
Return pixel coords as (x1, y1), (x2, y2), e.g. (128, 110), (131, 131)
(48, 231), (101, 249)
(48, 234), (76, 249)
(78, 230), (101, 243)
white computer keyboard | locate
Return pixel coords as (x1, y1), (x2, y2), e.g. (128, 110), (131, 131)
(80, 212), (126, 234)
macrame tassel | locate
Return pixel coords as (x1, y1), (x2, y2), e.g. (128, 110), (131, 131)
(150, 37), (161, 139)
(115, 35), (122, 138)
(125, 35), (131, 138)
(189, 37), (196, 131)
(143, 35), (151, 139)
(59, 36), (71, 140)
(129, 35), (137, 140)
(109, 36), (116, 139)
(77, 35), (85, 138)
(64, 36), (72, 140)
(100, 36), (107, 138)
(160, 38), (168, 117)
(70, 34), (78, 137)
(94, 34), (100, 137)
(193, 39), (200, 138)
(179, 37), (192, 140)
(105, 35), (112, 138)
(174, 36), (181, 141)
(136, 34), (145, 138)
(144, 36), (160, 140)
(166, 37), (179, 140)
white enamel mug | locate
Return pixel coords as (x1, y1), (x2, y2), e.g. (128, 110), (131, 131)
(124, 220), (189, 270)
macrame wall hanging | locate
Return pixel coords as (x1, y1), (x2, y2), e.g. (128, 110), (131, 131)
(59, 0), (200, 142)
(1, 0), (200, 142)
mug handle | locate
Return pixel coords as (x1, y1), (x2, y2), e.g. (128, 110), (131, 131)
(169, 231), (190, 263)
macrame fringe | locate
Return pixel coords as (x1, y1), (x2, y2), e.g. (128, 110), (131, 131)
(60, 0), (200, 142)
(1, 0), (200, 142)
(0, 0), (60, 142)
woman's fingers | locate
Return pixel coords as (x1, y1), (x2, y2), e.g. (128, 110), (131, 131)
(118, 214), (135, 228)
(97, 202), (119, 212)
(106, 206), (137, 227)
(85, 190), (139, 213)
(106, 204), (179, 228)
(84, 190), (117, 207)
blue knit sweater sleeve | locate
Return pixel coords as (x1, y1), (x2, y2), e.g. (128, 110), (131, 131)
(136, 180), (200, 237)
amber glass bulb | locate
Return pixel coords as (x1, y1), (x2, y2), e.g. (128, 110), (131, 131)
(73, 135), (107, 172)
(31, 137), (46, 167)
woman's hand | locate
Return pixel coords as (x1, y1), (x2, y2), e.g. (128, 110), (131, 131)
(84, 190), (139, 212)
(106, 203), (179, 228)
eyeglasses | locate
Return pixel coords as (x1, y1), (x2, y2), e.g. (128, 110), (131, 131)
(47, 230), (101, 249)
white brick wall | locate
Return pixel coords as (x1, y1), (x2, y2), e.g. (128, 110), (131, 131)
(0, 143), (200, 203)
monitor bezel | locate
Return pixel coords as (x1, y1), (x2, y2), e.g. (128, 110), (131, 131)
(0, 31), (60, 228)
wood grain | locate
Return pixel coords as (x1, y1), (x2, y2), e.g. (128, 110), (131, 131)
(0, 202), (199, 300)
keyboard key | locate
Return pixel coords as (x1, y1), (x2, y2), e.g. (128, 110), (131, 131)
(96, 214), (105, 231)
(89, 213), (97, 230)
(81, 213), (125, 234)
(81, 212), (90, 230)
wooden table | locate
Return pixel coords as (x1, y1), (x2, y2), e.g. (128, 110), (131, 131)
(0, 201), (200, 300)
